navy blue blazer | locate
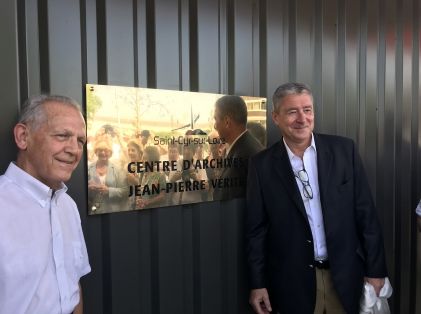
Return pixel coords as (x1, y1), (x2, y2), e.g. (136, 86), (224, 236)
(213, 131), (263, 200)
(245, 133), (387, 314)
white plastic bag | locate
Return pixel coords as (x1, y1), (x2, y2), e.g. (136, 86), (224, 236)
(359, 277), (393, 314)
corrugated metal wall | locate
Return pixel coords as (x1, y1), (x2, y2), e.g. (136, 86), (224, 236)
(0, 0), (420, 313)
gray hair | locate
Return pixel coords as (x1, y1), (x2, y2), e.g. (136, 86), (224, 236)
(272, 82), (313, 112)
(18, 95), (82, 129)
(215, 95), (248, 126)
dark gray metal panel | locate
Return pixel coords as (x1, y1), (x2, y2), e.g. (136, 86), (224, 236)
(295, 0), (315, 88)
(320, 0), (338, 135)
(102, 1), (143, 314)
(414, 1), (421, 312)
(363, 0), (379, 197)
(106, 0), (135, 86)
(48, 0), (83, 98)
(136, 0), (148, 87)
(344, 0), (360, 142)
(0, 0), (19, 174)
(397, 0), (416, 312)
(154, 0), (180, 90)
(233, 0), (254, 95)
(81, 1), (106, 314)
(25, 0), (42, 97)
(197, 0), (222, 93)
(265, 0), (290, 145)
(85, 0), (99, 84)
(195, 4), (225, 313)
(380, 0), (398, 302)
(153, 2), (189, 314)
(196, 202), (223, 314)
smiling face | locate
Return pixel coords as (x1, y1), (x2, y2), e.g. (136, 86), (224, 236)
(15, 101), (86, 189)
(128, 145), (141, 162)
(272, 93), (314, 148)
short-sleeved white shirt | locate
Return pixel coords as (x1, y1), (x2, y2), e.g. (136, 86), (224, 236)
(0, 162), (91, 314)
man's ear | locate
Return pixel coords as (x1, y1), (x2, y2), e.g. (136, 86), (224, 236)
(224, 115), (231, 127)
(14, 123), (29, 150)
(271, 111), (279, 126)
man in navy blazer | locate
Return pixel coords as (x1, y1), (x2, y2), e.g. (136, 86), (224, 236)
(246, 83), (387, 314)
(213, 95), (264, 201)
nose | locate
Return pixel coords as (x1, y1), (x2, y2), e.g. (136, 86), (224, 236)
(296, 110), (306, 122)
(65, 137), (80, 155)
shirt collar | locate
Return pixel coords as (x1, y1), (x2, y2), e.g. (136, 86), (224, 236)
(226, 130), (247, 156)
(5, 162), (68, 208)
(283, 133), (317, 160)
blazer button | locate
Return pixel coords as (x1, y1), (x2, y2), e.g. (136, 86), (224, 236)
(309, 264), (314, 268)
(307, 239), (312, 244)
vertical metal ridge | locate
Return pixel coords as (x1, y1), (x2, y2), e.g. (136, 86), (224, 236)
(96, 0), (107, 84)
(189, 3), (201, 309)
(101, 216), (113, 314)
(288, 0), (296, 81)
(80, 0), (87, 107)
(258, 0), (267, 98)
(357, 0), (367, 152)
(189, 0), (198, 91)
(404, 0), (419, 311)
(37, 0), (50, 93)
(151, 210), (160, 314)
(95, 2), (111, 312)
(313, 0), (323, 127)
(377, 0), (387, 226)
(192, 206), (201, 314)
(145, 0), (156, 88)
(394, 0), (403, 311)
(178, 0), (183, 89)
(337, 0), (346, 136)
(226, 0), (234, 94)
(17, 0), (27, 104)
(133, 0), (139, 86)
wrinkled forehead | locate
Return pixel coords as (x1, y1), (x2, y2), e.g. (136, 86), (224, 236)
(45, 101), (84, 120)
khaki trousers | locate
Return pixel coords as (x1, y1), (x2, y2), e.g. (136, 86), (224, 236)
(314, 268), (346, 314)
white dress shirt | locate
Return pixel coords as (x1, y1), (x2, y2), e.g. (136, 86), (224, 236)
(284, 134), (328, 260)
(0, 162), (91, 314)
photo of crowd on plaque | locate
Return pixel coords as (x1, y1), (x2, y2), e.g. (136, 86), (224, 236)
(86, 84), (267, 215)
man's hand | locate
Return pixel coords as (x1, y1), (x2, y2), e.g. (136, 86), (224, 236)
(365, 277), (385, 296)
(73, 282), (83, 314)
(249, 288), (272, 314)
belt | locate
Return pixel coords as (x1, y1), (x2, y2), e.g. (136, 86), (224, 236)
(314, 260), (330, 269)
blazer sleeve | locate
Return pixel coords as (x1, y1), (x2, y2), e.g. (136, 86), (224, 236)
(245, 156), (268, 288)
(352, 141), (388, 278)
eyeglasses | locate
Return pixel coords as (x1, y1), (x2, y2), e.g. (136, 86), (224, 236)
(295, 169), (313, 199)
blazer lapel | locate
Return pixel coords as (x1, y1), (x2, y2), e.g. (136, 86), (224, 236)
(314, 134), (332, 208)
(272, 141), (308, 220)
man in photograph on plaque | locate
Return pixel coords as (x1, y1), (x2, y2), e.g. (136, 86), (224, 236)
(213, 95), (264, 201)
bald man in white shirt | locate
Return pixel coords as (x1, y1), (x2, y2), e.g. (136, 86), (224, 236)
(0, 95), (91, 314)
